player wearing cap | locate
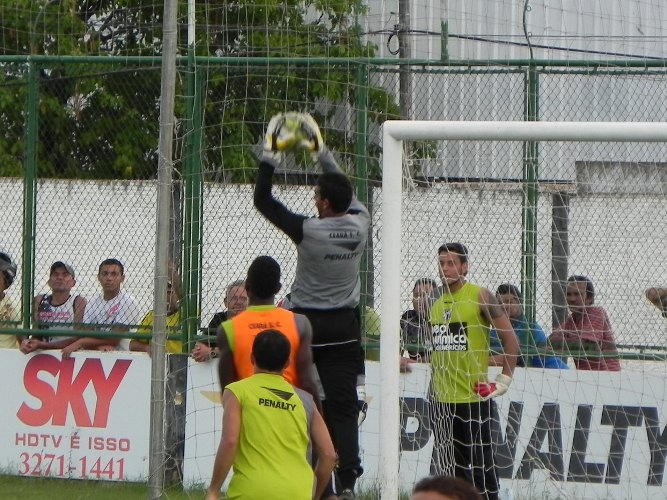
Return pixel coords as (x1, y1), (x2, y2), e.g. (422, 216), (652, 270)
(0, 251), (21, 349)
(20, 261), (87, 354)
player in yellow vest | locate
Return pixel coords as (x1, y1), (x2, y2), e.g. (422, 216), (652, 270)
(206, 329), (336, 500)
(218, 255), (321, 409)
(429, 243), (519, 500)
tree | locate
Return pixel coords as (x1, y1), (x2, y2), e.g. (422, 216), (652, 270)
(0, 0), (400, 180)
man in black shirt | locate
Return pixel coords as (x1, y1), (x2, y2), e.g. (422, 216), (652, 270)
(400, 277), (439, 361)
(191, 279), (247, 362)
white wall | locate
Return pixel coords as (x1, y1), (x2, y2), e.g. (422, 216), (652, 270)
(0, 178), (665, 347)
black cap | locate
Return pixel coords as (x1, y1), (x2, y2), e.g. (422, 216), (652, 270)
(0, 252), (17, 288)
(496, 283), (522, 300)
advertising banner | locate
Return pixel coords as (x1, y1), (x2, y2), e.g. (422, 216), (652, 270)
(0, 349), (151, 481)
(184, 360), (667, 498)
(182, 358), (224, 488)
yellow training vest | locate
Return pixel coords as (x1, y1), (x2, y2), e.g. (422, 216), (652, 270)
(429, 282), (490, 403)
(226, 373), (313, 499)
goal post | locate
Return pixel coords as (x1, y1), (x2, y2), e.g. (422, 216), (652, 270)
(379, 120), (667, 500)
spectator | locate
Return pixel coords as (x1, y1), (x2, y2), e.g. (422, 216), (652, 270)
(411, 475), (483, 500)
(130, 263), (182, 354)
(20, 261), (87, 354)
(549, 275), (621, 371)
(489, 283), (568, 369)
(401, 278), (439, 362)
(0, 251), (20, 349)
(254, 113), (368, 498)
(207, 279), (248, 330)
(645, 287), (667, 318)
(61, 258), (140, 358)
(206, 329), (336, 500)
(191, 279), (248, 362)
(217, 255), (321, 408)
(429, 243), (519, 500)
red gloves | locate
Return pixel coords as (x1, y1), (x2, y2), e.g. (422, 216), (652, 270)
(474, 373), (513, 400)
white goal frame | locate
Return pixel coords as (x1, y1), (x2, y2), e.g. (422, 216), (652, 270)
(378, 121), (667, 499)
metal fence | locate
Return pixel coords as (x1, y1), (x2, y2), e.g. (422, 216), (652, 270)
(1, 56), (666, 352)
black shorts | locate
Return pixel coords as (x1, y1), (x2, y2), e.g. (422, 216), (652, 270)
(292, 307), (361, 346)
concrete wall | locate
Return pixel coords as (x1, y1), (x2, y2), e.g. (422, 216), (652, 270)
(1, 177), (665, 347)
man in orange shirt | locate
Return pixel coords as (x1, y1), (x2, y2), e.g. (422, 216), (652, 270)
(217, 256), (321, 408)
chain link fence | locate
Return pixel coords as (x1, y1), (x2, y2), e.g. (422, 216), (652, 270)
(1, 58), (666, 346)
(1, 59), (666, 492)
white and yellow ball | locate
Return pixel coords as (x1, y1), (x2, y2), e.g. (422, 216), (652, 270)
(274, 112), (307, 151)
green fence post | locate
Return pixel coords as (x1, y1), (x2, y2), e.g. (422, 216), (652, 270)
(182, 59), (205, 352)
(522, 66), (539, 324)
(191, 67), (204, 345)
(440, 21), (449, 62)
(22, 60), (39, 329)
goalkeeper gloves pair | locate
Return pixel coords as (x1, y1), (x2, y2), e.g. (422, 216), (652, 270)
(473, 373), (512, 401)
(263, 112), (323, 155)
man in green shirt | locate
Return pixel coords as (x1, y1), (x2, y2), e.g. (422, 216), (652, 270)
(429, 243), (519, 500)
(206, 329), (336, 500)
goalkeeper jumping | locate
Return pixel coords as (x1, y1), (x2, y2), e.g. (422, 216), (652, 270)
(254, 113), (368, 500)
(428, 242), (519, 500)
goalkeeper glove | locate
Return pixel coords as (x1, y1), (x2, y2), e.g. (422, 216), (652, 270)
(290, 113), (341, 172)
(296, 113), (324, 152)
(262, 112), (303, 158)
(474, 373), (512, 400)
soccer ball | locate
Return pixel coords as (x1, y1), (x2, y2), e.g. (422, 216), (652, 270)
(265, 112), (321, 153)
(275, 112), (307, 151)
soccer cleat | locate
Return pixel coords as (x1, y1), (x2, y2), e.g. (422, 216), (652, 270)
(357, 399), (368, 426)
(338, 488), (356, 500)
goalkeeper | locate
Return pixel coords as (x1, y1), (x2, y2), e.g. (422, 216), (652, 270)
(429, 242), (519, 500)
(254, 113), (369, 499)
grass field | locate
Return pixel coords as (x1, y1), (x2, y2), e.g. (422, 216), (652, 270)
(0, 476), (198, 499)
(0, 476), (394, 499)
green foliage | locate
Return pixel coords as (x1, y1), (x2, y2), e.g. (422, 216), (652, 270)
(0, 0), (400, 180)
(31, 64), (161, 179)
(0, 69), (26, 176)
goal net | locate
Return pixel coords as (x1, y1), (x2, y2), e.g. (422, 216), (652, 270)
(2, 0), (667, 499)
(370, 121), (667, 500)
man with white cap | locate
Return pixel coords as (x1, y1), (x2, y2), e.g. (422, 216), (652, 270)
(20, 260), (87, 353)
